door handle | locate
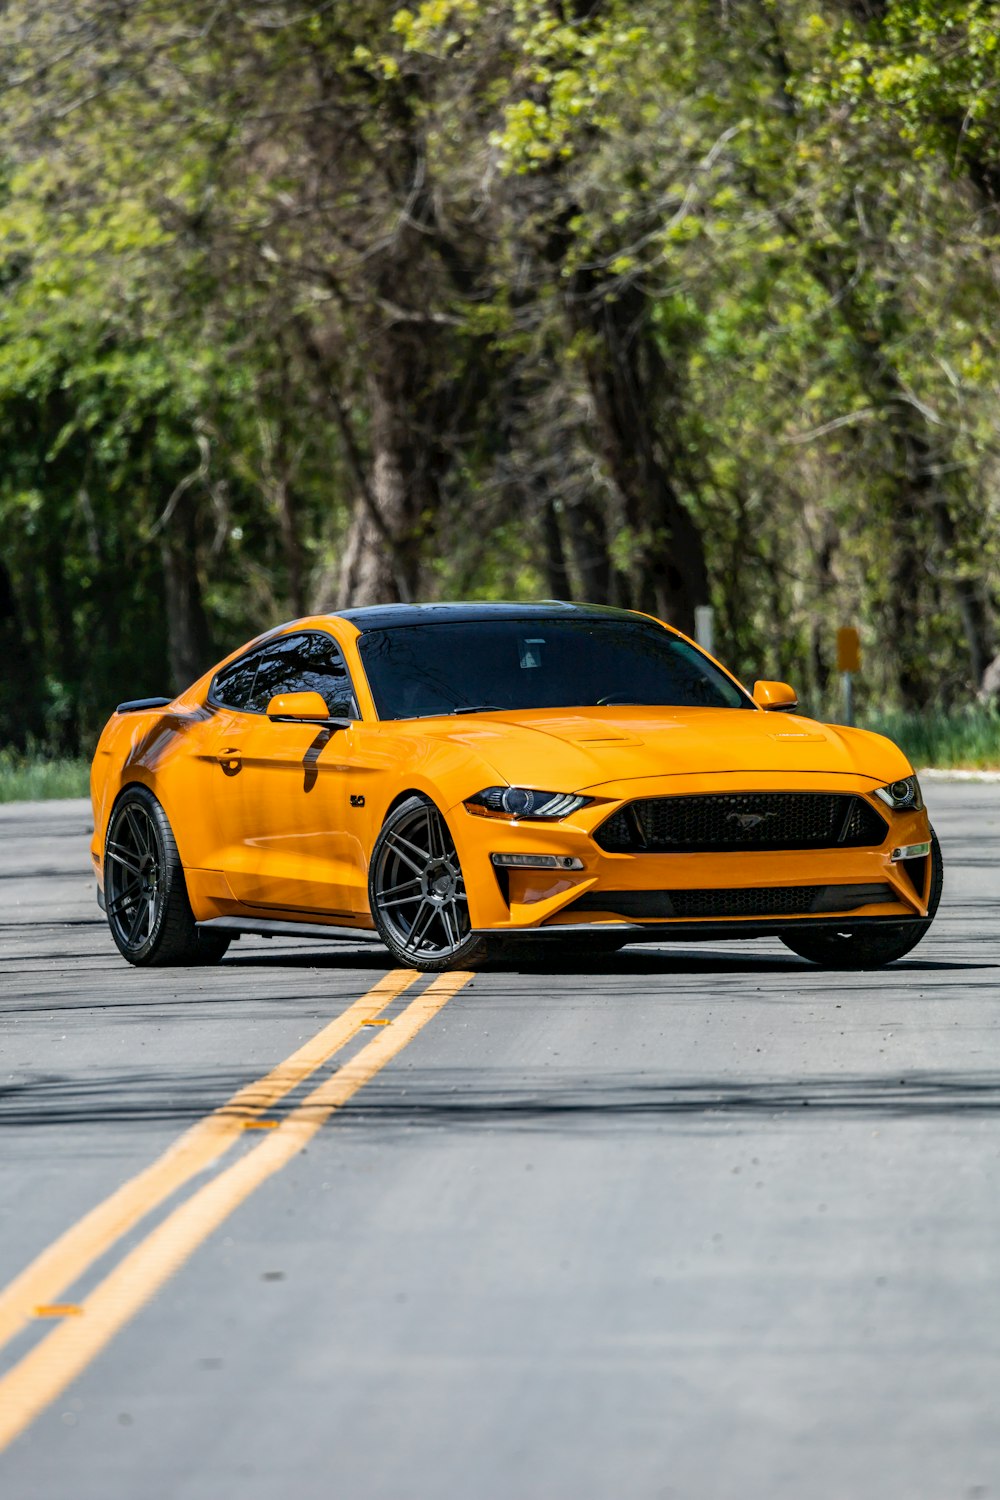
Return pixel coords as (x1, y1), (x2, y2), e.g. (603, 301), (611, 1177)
(217, 746), (243, 774)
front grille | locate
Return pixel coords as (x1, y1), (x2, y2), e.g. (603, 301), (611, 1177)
(570, 882), (894, 920)
(594, 793), (887, 854)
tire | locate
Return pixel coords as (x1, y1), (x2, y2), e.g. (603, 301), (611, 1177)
(369, 795), (490, 972)
(780, 827), (943, 969)
(104, 785), (230, 967)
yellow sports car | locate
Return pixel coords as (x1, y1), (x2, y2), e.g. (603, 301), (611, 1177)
(90, 602), (941, 971)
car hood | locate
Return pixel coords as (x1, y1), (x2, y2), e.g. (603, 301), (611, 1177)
(411, 706), (913, 792)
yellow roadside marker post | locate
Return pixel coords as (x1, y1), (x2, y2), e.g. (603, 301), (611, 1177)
(837, 626), (861, 727)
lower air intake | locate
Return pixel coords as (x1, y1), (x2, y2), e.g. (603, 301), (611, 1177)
(569, 883), (894, 920)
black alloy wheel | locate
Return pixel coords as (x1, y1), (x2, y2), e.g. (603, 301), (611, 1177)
(369, 795), (489, 972)
(779, 827), (943, 969)
(104, 786), (230, 967)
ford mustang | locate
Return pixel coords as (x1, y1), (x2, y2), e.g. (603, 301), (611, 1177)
(89, 602), (941, 971)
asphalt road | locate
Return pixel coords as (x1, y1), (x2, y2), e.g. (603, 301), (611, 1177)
(0, 785), (998, 1500)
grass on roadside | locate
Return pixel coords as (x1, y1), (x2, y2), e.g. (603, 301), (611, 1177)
(0, 747), (90, 803)
(863, 706), (1000, 770)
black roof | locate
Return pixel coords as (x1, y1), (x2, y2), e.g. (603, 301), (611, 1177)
(336, 600), (641, 630)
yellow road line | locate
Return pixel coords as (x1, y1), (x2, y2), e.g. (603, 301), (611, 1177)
(0, 970), (470, 1454)
(0, 968), (418, 1358)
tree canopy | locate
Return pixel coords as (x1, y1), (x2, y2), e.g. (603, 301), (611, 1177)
(2, 0), (1000, 750)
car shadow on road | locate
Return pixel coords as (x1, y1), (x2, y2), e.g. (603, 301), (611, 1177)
(222, 943), (390, 971)
(219, 945), (994, 977)
(485, 950), (995, 977)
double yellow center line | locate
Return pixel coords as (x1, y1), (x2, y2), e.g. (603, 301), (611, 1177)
(0, 967), (471, 1452)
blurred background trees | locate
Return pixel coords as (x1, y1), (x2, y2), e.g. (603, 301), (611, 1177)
(2, 0), (1000, 751)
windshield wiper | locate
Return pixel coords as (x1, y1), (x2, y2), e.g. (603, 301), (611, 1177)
(451, 704), (504, 715)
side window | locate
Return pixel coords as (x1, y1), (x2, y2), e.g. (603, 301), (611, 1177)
(248, 633), (358, 718)
(210, 648), (266, 712)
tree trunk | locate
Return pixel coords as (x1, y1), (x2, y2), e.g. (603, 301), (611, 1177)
(336, 363), (428, 607)
(276, 474), (306, 619)
(42, 537), (80, 752)
(563, 492), (616, 604)
(542, 494), (574, 599)
(567, 278), (710, 633)
(160, 497), (213, 692)
(0, 557), (41, 750)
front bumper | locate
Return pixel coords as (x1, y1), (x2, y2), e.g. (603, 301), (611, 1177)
(448, 771), (934, 935)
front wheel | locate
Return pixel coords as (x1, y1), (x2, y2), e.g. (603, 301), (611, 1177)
(780, 828), (943, 969)
(104, 786), (230, 967)
(369, 795), (489, 972)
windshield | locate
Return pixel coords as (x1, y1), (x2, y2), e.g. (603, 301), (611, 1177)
(357, 617), (753, 720)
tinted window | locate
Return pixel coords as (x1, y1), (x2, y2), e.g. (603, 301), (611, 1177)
(248, 632), (357, 717)
(210, 647), (267, 711)
(358, 618), (751, 719)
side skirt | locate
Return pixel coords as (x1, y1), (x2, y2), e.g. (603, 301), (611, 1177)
(197, 917), (383, 945)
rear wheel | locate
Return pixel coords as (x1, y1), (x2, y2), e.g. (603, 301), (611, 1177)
(369, 795), (489, 972)
(780, 828), (943, 969)
(104, 786), (230, 967)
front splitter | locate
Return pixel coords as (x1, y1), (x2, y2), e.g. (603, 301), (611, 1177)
(471, 914), (928, 944)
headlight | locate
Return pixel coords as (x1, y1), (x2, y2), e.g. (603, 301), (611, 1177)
(874, 775), (923, 812)
(465, 786), (592, 820)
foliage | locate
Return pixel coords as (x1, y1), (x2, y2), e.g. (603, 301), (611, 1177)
(865, 705), (1000, 770)
(0, 746), (90, 802)
(2, 0), (1000, 756)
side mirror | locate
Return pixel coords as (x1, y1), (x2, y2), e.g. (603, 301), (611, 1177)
(267, 692), (351, 729)
(753, 680), (798, 712)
